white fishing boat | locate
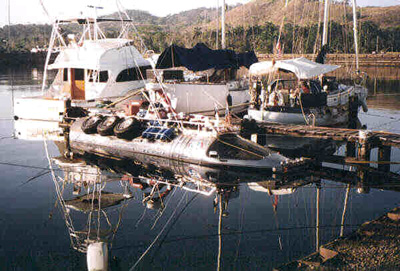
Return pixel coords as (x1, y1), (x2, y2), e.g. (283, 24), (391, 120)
(13, 6), (152, 139)
(42, 13), (152, 101)
(245, 57), (368, 126)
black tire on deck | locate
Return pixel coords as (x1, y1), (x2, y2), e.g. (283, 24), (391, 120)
(113, 118), (142, 139)
(81, 115), (104, 134)
(97, 116), (121, 136)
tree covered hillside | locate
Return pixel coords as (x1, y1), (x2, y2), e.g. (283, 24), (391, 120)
(1, 1), (399, 59)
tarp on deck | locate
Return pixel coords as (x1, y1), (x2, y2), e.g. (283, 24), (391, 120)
(249, 57), (340, 79)
(155, 43), (258, 71)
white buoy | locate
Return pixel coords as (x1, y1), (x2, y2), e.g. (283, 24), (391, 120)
(87, 242), (108, 271)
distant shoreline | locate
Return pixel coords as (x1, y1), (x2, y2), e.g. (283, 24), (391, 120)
(259, 53), (400, 67)
(1, 52), (400, 69)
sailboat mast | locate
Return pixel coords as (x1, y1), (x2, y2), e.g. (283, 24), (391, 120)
(352, 0), (360, 71)
(322, 0), (330, 46)
(221, 0), (226, 49)
(216, 0), (219, 49)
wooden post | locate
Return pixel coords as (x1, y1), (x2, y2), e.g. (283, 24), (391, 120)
(357, 130), (371, 166)
(357, 143), (370, 163)
(356, 169), (370, 194)
(346, 142), (356, 158)
(348, 96), (359, 129)
(378, 145), (391, 172)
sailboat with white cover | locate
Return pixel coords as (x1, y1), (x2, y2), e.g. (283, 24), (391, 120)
(244, 0), (368, 126)
(246, 57), (368, 126)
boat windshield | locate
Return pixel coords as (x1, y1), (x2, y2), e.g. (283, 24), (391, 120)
(207, 134), (270, 160)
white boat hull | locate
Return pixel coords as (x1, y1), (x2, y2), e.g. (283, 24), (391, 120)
(162, 83), (250, 115)
(246, 107), (348, 126)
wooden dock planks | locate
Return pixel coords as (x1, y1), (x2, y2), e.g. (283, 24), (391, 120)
(253, 123), (400, 148)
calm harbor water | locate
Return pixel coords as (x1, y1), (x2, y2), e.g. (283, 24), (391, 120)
(0, 67), (400, 270)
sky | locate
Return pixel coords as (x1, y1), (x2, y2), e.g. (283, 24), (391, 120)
(1, 0), (400, 26)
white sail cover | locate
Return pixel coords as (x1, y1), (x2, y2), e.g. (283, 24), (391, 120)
(249, 57), (340, 79)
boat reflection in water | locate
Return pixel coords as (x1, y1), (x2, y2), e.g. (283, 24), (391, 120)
(49, 141), (400, 270)
(50, 152), (310, 270)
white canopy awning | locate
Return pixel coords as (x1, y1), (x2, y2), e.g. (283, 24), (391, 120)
(249, 57), (340, 79)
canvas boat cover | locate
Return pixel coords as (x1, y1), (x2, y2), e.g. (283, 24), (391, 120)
(155, 43), (258, 71)
(249, 57), (340, 79)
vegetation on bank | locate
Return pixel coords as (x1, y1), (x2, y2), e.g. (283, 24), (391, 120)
(1, 20), (400, 56)
(1, 5), (399, 66)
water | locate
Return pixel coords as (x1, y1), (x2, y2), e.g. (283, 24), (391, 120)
(0, 67), (400, 270)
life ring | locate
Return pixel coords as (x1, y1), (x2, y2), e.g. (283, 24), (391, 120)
(97, 116), (120, 136)
(113, 118), (142, 140)
(81, 115), (104, 134)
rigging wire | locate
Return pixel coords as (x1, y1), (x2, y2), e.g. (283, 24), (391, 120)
(18, 169), (50, 187)
(128, 190), (189, 271)
(149, 193), (199, 263)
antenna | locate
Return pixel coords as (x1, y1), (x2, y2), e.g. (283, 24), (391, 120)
(87, 5), (104, 40)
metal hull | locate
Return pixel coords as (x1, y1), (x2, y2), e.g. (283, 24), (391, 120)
(69, 119), (286, 171)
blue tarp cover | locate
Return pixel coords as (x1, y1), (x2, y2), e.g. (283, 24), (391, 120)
(155, 43), (258, 71)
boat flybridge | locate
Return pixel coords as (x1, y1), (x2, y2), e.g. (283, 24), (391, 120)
(44, 17), (152, 101)
(245, 57), (368, 126)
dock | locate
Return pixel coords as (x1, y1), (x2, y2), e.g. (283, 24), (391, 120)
(241, 121), (400, 173)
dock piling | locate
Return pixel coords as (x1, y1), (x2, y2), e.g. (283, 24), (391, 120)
(378, 146), (391, 172)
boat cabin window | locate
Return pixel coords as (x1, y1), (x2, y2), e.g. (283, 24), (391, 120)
(74, 69), (85, 81)
(207, 134), (270, 160)
(63, 68), (68, 82)
(116, 66), (151, 82)
(87, 70), (109, 83)
(99, 71), (109, 82)
(270, 80), (297, 91)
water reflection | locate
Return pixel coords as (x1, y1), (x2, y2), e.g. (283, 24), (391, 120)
(47, 145), (400, 271)
(1, 68), (400, 270)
